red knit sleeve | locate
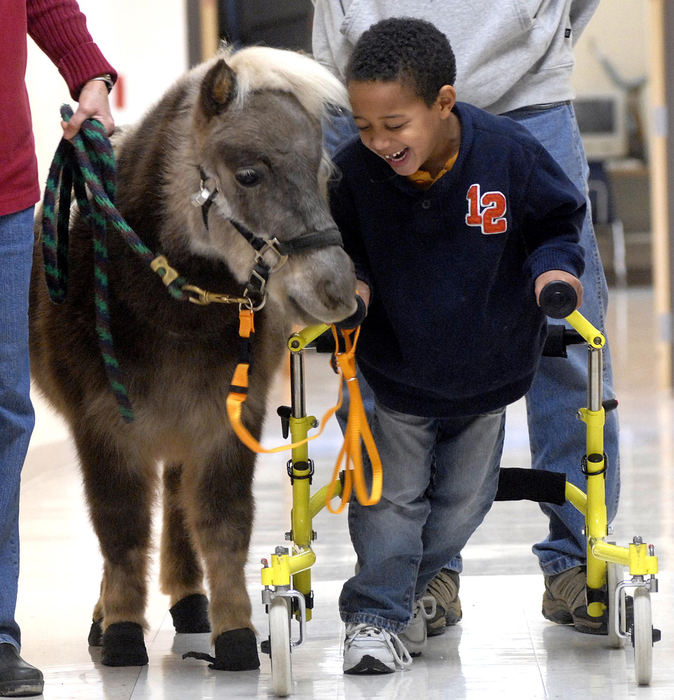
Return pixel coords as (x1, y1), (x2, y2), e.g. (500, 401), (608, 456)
(26, 0), (117, 100)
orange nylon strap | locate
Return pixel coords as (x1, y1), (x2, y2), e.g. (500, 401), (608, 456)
(239, 307), (255, 337)
(324, 326), (383, 513)
(225, 309), (340, 453)
(225, 315), (383, 511)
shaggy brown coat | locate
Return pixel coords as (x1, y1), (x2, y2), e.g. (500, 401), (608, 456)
(29, 47), (356, 671)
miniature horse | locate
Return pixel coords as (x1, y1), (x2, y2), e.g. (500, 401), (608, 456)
(29, 46), (356, 671)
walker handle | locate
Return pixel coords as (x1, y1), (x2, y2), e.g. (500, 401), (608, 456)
(539, 281), (577, 319)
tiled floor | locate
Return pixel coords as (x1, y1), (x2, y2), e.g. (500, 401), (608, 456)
(16, 286), (674, 698)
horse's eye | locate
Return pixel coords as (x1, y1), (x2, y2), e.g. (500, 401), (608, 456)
(235, 168), (261, 187)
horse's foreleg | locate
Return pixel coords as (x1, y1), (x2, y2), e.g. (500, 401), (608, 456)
(183, 444), (259, 670)
(160, 462), (210, 633)
(76, 428), (155, 666)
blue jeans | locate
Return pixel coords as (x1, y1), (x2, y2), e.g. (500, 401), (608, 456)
(505, 103), (620, 575)
(339, 400), (505, 633)
(325, 103), (620, 576)
(0, 207), (36, 650)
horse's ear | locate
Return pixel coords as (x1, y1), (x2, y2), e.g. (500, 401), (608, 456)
(199, 59), (237, 119)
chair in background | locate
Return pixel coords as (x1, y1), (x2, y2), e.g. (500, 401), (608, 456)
(588, 160), (627, 288)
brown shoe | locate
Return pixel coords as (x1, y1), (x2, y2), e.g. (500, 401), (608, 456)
(542, 566), (607, 634)
(423, 569), (462, 637)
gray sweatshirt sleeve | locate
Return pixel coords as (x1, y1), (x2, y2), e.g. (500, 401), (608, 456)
(312, 0), (351, 81)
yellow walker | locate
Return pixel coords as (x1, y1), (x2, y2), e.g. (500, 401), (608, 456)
(243, 282), (660, 695)
(249, 323), (379, 697)
(522, 282), (661, 686)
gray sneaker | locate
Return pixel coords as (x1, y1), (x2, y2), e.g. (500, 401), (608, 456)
(542, 566), (607, 635)
(399, 597), (436, 656)
(423, 569), (462, 637)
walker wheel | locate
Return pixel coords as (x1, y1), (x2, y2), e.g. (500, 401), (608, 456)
(269, 596), (292, 696)
(631, 587), (653, 686)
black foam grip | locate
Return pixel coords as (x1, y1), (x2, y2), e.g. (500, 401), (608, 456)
(335, 295), (367, 330)
(539, 281), (577, 319)
(495, 467), (567, 506)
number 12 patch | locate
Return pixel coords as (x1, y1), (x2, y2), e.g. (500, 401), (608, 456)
(465, 183), (508, 234)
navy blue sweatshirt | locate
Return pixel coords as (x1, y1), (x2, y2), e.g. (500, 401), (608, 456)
(329, 102), (586, 417)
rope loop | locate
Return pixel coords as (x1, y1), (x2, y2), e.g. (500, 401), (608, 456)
(41, 106), (176, 422)
(224, 324), (382, 511)
(325, 326), (383, 513)
(42, 107), (224, 421)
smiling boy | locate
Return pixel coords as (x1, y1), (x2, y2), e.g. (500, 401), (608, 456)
(329, 18), (586, 674)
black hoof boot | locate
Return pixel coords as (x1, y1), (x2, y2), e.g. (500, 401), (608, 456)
(0, 643), (44, 697)
(169, 594), (211, 633)
(101, 622), (148, 666)
(213, 628), (259, 670)
(88, 618), (103, 647)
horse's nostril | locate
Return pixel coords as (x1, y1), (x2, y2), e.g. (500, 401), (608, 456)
(319, 277), (353, 311)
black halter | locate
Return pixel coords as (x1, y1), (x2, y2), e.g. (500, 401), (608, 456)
(225, 216), (343, 306)
(193, 168), (343, 308)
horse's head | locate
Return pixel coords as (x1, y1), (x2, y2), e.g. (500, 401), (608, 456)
(184, 47), (357, 325)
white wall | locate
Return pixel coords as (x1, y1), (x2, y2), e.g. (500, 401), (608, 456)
(570, 0), (650, 159)
(572, 0), (649, 94)
(26, 0), (189, 189)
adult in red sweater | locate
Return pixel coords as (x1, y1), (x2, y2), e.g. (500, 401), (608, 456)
(0, 1), (116, 695)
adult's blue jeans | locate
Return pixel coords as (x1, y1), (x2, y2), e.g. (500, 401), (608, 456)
(325, 102), (620, 576)
(503, 102), (620, 574)
(0, 207), (36, 650)
(339, 400), (505, 633)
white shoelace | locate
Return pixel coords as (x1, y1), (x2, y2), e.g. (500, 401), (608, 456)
(346, 624), (413, 669)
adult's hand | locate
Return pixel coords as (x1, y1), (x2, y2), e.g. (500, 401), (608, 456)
(61, 79), (115, 140)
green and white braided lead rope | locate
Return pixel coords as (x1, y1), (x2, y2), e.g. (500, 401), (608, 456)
(41, 105), (188, 422)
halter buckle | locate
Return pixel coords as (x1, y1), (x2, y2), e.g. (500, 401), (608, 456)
(192, 168), (218, 208)
(255, 237), (288, 272)
(243, 272), (268, 311)
(191, 186), (215, 208)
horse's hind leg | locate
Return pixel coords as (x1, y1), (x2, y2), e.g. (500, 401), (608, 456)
(182, 443), (259, 671)
(160, 462), (210, 633)
(87, 583), (105, 647)
(75, 425), (155, 666)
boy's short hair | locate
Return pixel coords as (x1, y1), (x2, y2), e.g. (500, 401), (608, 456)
(346, 17), (457, 107)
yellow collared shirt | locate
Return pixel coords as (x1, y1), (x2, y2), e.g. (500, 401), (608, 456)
(408, 151), (459, 189)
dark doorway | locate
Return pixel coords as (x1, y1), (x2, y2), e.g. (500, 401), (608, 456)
(218, 0), (314, 52)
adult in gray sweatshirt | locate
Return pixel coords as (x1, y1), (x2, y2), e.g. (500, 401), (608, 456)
(313, 0), (618, 637)
(313, 0), (599, 113)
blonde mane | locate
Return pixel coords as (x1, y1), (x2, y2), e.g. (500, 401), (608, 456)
(219, 45), (350, 119)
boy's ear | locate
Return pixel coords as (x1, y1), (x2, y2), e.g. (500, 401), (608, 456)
(437, 85), (457, 117)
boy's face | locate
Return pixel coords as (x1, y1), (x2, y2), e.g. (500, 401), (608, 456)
(348, 79), (456, 177)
